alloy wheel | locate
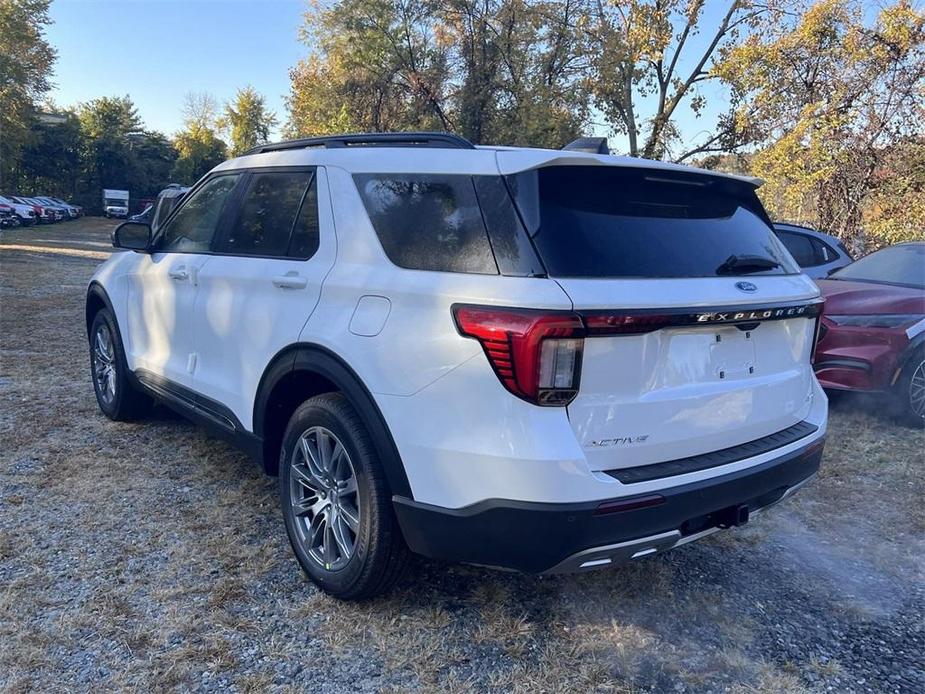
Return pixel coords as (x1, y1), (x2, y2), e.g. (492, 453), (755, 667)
(289, 426), (361, 571)
(92, 324), (117, 405)
(909, 359), (925, 419)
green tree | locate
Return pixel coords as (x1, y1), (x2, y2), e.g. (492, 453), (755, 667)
(0, 0), (57, 189)
(716, 0), (925, 248)
(220, 86), (279, 156)
(171, 92), (228, 183)
(285, 0), (589, 147)
(74, 96), (145, 210)
(17, 113), (83, 197)
(586, 0), (779, 160)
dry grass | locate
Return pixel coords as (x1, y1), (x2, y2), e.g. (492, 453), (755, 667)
(2, 220), (923, 691)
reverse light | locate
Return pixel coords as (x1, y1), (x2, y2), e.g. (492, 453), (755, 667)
(453, 305), (584, 406)
(827, 314), (923, 329)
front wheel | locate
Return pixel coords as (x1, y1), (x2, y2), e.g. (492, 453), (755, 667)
(279, 393), (409, 600)
(89, 310), (151, 421)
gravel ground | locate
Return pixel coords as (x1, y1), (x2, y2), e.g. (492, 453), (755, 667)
(1, 219), (923, 693)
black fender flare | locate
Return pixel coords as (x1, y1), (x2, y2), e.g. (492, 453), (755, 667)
(253, 344), (413, 498)
(894, 332), (925, 384)
(86, 281), (117, 338)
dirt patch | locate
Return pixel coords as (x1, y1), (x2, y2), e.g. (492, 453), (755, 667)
(1, 220), (923, 692)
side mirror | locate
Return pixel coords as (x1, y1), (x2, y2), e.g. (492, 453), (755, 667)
(112, 221), (151, 252)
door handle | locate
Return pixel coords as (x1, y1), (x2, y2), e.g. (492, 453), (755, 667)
(168, 267), (189, 281)
(273, 272), (308, 290)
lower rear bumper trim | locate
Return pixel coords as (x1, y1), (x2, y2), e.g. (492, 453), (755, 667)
(392, 437), (824, 574)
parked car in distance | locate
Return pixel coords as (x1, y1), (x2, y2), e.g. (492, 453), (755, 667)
(0, 203), (20, 228)
(773, 223), (853, 279)
(130, 204), (154, 223)
(86, 132), (828, 600)
(48, 196), (83, 217)
(37, 196), (78, 219)
(128, 184), (189, 229)
(34, 196), (73, 221)
(0, 195), (37, 226)
(10, 196), (56, 223)
(815, 242), (925, 425)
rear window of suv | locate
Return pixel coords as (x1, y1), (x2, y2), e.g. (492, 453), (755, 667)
(355, 174), (498, 274)
(506, 166), (798, 278)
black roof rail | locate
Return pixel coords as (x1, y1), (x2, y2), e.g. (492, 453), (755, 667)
(245, 132), (476, 156)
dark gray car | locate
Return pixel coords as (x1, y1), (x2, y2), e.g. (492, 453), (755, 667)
(773, 223), (853, 279)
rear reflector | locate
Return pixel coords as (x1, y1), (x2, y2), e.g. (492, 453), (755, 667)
(594, 494), (666, 515)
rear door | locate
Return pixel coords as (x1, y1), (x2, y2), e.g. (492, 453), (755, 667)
(190, 167), (336, 429)
(500, 160), (822, 471)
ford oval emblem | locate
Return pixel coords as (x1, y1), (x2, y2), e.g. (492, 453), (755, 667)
(735, 281), (758, 293)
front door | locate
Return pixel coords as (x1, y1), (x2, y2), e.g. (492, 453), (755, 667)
(123, 173), (243, 388)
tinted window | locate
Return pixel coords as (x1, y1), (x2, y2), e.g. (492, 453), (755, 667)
(832, 244), (925, 289)
(355, 174), (498, 274)
(776, 230), (817, 266)
(289, 176), (320, 259)
(154, 194), (183, 229)
(472, 176), (543, 277)
(507, 167), (797, 278)
(812, 238), (837, 263)
(221, 171), (315, 257)
(156, 175), (240, 253)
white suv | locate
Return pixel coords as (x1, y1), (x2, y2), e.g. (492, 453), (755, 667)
(86, 132), (828, 599)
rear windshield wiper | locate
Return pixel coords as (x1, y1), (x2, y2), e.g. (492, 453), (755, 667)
(716, 254), (781, 275)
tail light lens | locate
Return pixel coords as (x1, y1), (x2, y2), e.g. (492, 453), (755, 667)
(453, 305), (584, 406)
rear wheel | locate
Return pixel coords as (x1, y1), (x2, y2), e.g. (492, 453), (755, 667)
(893, 350), (925, 427)
(279, 393), (409, 600)
(89, 309), (151, 421)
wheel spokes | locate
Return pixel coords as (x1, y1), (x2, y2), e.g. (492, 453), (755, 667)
(289, 426), (361, 571)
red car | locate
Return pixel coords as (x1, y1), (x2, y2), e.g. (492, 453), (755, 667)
(815, 242), (925, 425)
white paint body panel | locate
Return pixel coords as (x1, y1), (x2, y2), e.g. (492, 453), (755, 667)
(124, 252), (209, 388)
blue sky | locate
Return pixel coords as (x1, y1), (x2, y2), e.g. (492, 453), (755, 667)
(46, 0), (737, 152)
(47, 0), (305, 138)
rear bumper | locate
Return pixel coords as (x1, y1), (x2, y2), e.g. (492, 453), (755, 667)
(393, 437), (824, 574)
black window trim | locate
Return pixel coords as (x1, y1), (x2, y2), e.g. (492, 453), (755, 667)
(151, 165), (322, 261)
(210, 166), (320, 261)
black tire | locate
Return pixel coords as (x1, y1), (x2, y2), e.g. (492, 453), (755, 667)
(279, 393), (409, 600)
(892, 349), (925, 428)
(89, 309), (152, 421)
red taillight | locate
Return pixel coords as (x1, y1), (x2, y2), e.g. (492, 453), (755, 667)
(583, 312), (676, 335)
(453, 305), (584, 406)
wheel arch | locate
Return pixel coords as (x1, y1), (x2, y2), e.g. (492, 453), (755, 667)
(86, 282), (116, 339)
(254, 344), (413, 498)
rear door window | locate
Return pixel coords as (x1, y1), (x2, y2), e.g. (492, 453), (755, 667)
(507, 166), (797, 278)
(354, 174), (498, 274)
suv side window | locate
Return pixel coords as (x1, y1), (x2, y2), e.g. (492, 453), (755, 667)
(156, 175), (240, 253)
(812, 237), (837, 264)
(354, 174), (498, 274)
(219, 170), (317, 258)
(776, 230), (817, 267)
